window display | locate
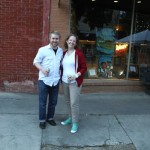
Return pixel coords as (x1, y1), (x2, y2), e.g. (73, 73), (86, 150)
(96, 28), (115, 78)
(77, 9), (150, 80)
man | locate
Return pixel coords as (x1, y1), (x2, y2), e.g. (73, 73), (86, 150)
(33, 31), (63, 129)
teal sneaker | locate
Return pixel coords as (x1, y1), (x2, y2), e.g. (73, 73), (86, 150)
(61, 117), (72, 125)
(71, 123), (78, 133)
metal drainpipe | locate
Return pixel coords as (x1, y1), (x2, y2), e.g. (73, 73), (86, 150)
(126, 0), (135, 79)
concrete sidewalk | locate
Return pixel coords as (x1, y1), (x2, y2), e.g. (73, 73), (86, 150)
(0, 92), (150, 150)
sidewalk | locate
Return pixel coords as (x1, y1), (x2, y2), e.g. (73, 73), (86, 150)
(0, 92), (150, 150)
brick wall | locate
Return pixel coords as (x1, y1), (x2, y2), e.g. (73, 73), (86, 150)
(0, 0), (43, 89)
(0, 0), (70, 92)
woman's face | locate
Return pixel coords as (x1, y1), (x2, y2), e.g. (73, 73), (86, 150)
(66, 36), (77, 49)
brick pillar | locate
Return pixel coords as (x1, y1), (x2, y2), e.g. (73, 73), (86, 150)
(42, 0), (51, 45)
(50, 0), (70, 48)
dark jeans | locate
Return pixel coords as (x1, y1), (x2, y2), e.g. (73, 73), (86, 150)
(38, 80), (59, 122)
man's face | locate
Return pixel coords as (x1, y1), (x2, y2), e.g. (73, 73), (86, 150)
(102, 63), (107, 69)
(49, 34), (60, 48)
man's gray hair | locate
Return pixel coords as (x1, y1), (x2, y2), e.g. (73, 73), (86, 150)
(49, 31), (61, 38)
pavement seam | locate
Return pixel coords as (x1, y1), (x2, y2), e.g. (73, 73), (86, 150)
(114, 115), (137, 150)
(0, 113), (37, 115)
(40, 128), (44, 150)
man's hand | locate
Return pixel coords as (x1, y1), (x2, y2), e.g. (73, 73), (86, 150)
(41, 68), (50, 76)
(34, 63), (50, 76)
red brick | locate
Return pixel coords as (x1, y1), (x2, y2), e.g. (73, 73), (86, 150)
(0, 0), (43, 87)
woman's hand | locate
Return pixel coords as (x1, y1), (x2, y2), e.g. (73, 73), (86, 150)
(67, 73), (80, 81)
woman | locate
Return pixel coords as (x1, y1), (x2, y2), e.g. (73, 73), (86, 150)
(61, 34), (87, 133)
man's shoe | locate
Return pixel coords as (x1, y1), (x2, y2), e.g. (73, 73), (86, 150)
(61, 117), (72, 125)
(71, 123), (78, 133)
(47, 120), (57, 126)
(39, 122), (46, 129)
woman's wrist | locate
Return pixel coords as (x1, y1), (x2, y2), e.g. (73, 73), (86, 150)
(76, 72), (81, 77)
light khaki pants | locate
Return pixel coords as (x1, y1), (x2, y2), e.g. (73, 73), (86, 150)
(62, 81), (82, 123)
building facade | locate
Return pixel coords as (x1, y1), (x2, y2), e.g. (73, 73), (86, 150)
(0, 0), (149, 93)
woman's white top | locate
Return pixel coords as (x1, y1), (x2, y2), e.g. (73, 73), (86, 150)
(62, 51), (76, 83)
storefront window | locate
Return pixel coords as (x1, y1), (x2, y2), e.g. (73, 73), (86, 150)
(72, 0), (150, 80)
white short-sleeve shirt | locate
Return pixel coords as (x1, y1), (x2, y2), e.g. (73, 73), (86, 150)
(33, 44), (63, 86)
